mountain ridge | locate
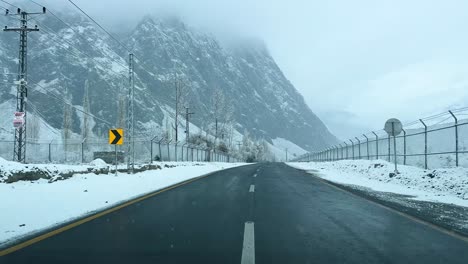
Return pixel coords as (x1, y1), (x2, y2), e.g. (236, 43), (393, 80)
(0, 12), (337, 155)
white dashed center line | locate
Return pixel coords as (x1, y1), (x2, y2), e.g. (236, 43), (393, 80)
(249, 185), (255, 193)
(241, 221), (255, 264)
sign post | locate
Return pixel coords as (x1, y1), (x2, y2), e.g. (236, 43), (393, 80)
(109, 129), (124, 175)
(384, 118), (403, 173)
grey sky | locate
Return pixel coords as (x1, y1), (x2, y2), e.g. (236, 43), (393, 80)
(34, 0), (468, 139)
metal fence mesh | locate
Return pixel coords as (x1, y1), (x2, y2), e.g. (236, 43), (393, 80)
(0, 139), (238, 164)
(294, 109), (468, 170)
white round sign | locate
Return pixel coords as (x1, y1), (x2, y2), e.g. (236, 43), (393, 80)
(384, 118), (403, 136)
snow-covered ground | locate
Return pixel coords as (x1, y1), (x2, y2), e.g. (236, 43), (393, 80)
(287, 160), (468, 207)
(0, 159), (246, 246)
(270, 137), (307, 161)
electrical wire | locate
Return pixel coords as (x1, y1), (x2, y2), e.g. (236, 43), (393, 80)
(25, 82), (114, 127)
(65, 0), (163, 80)
(28, 17), (129, 78)
(0, 0), (18, 8)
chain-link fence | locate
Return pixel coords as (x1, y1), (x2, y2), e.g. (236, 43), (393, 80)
(293, 108), (468, 169)
(0, 139), (240, 164)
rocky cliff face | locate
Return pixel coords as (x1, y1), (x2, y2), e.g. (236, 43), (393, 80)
(0, 12), (336, 151)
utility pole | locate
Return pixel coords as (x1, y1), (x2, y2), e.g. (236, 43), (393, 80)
(127, 53), (135, 172)
(184, 107), (194, 143)
(3, 7), (46, 163)
(215, 118), (218, 145)
(174, 72), (178, 142)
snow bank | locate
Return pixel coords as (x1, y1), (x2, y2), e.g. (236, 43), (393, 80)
(89, 158), (107, 166)
(287, 160), (468, 207)
(0, 162), (246, 246)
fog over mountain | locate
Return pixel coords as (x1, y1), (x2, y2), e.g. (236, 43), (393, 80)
(0, 8), (337, 156)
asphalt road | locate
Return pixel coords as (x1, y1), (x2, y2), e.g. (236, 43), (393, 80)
(1, 163), (468, 263)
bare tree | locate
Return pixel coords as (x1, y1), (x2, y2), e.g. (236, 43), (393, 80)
(82, 80), (91, 144)
(210, 89), (234, 149)
(172, 73), (190, 142)
(27, 112), (40, 142)
(62, 88), (73, 161)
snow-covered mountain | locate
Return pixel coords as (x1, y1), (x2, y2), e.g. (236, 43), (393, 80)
(0, 11), (336, 155)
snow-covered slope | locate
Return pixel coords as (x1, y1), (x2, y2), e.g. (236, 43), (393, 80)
(0, 11), (336, 155)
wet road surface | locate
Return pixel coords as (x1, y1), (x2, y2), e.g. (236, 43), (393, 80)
(1, 163), (467, 263)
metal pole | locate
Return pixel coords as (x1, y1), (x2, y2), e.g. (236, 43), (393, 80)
(349, 139), (354, 160)
(150, 140), (153, 163)
(167, 139), (172, 161)
(48, 141), (52, 163)
(4, 10), (43, 162)
(115, 144), (118, 176)
(158, 138), (164, 162)
(363, 134), (369, 160)
(181, 143), (185, 161)
(372, 131), (379, 160)
(402, 128), (406, 165)
(81, 142), (84, 163)
(355, 137), (361, 159)
(392, 122), (398, 173)
(387, 134), (391, 162)
(175, 141), (179, 162)
(338, 144), (343, 160)
(127, 53), (135, 173)
(420, 119), (428, 169)
(449, 111), (459, 167)
(344, 142), (349, 159)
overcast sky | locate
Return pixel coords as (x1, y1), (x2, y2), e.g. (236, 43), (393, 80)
(31, 0), (468, 139)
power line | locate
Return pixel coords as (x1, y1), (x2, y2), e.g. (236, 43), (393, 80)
(0, 0), (18, 8)
(67, 0), (130, 52)
(25, 82), (114, 127)
(64, 0), (162, 80)
(29, 18), (128, 78)
(28, 0), (129, 71)
(31, 0), (160, 104)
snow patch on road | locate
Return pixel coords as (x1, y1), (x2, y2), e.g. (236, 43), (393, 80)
(287, 160), (468, 207)
(0, 161), (246, 246)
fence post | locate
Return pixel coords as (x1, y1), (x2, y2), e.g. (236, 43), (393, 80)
(167, 140), (172, 161)
(449, 110), (458, 167)
(150, 140), (153, 163)
(355, 137), (361, 159)
(401, 128), (406, 165)
(420, 119), (428, 169)
(49, 140), (52, 163)
(181, 144), (185, 161)
(344, 142), (349, 159)
(349, 139), (354, 160)
(387, 134), (391, 162)
(81, 142), (84, 163)
(158, 138), (163, 162)
(363, 134), (369, 160)
(372, 131), (379, 160)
